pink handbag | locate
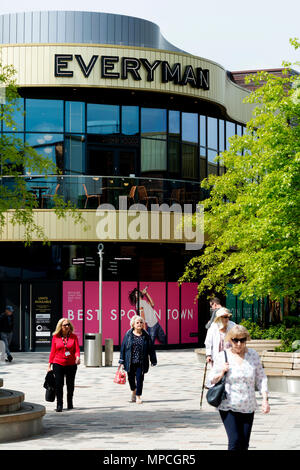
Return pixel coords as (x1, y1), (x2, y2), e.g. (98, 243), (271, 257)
(114, 365), (126, 384)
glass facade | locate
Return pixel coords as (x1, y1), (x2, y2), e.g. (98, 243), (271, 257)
(1, 96), (245, 183)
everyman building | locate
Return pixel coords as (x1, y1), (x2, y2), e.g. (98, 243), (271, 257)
(0, 11), (253, 352)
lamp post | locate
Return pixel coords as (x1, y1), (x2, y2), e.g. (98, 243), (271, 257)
(97, 243), (104, 366)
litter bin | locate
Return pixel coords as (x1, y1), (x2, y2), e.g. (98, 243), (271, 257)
(84, 333), (102, 367)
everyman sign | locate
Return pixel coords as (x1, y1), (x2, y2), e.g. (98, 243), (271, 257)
(54, 54), (210, 90)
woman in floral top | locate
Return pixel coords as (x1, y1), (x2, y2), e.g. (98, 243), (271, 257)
(209, 325), (270, 450)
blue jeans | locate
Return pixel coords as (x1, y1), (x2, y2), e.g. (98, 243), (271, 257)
(147, 322), (166, 344)
(128, 363), (144, 396)
(219, 410), (254, 450)
(0, 332), (13, 357)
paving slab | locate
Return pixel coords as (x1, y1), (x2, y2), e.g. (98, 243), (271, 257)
(0, 350), (299, 451)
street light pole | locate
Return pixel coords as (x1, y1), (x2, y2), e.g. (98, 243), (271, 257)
(97, 243), (104, 366)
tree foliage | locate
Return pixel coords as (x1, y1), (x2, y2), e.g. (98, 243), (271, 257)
(0, 63), (86, 244)
(180, 40), (300, 302)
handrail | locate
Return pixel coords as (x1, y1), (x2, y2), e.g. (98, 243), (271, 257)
(0, 174), (202, 185)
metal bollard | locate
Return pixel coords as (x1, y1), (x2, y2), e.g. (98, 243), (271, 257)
(105, 338), (113, 366)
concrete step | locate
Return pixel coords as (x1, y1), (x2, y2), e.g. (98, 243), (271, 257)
(0, 401), (46, 443)
(0, 389), (24, 414)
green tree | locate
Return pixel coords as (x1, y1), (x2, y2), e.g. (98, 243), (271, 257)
(180, 39), (300, 304)
(0, 63), (86, 244)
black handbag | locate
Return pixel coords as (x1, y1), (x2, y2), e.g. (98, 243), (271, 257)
(206, 350), (228, 407)
(45, 387), (56, 402)
(43, 370), (56, 402)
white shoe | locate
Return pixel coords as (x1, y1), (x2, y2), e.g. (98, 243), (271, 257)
(136, 396), (143, 404)
(131, 391), (136, 402)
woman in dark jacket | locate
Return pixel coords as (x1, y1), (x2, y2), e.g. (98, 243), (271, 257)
(119, 315), (157, 404)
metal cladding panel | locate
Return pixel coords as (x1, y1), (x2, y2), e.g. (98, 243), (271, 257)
(0, 210), (198, 244)
(24, 12), (32, 43)
(0, 11), (183, 52)
(0, 43), (253, 124)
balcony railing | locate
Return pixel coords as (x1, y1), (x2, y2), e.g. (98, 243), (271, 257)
(0, 175), (207, 211)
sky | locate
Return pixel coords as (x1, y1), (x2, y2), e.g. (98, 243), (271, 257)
(0, 0), (299, 72)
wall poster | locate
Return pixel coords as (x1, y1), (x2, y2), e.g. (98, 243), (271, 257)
(62, 281), (199, 347)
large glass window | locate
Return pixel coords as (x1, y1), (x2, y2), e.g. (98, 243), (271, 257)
(182, 113), (198, 180)
(141, 138), (167, 173)
(168, 141), (180, 176)
(199, 115), (207, 180)
(1, 133), (24, 175)
(207, 117), (218, 175)
(3, 98), (24, 132)
(168, 110), (180, 137)
(121, 106), (139, 135)
(226, 121), (236, 150)
(207, 117), (218, 155)
(87, 104), (120, 134)
(141, 108), (167, 135)
(200, 115), (206, 149)
(219, 120), (225, 152)
(25, 133), (64, 174)
(141, 108), (167, 174)
(182, 113), (198, 143)
(182, 145), (198, 180)
(26, 99), (63, 132)
(168, 111), (180, 177)
(65, 102), (85, 133)
(218, 120), (225, 175)
(65, 135), (85, 175)
(3, 95), (247, 192)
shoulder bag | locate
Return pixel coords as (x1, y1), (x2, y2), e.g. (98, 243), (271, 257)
(206, 350), (228, 407)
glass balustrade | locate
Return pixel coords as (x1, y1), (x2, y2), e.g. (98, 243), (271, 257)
(0, 175), (206, 211)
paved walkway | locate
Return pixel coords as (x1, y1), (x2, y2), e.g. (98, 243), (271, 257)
(0, 350), (299, 450)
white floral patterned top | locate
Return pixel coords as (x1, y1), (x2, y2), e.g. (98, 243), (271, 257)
(210, 348), (268, 413)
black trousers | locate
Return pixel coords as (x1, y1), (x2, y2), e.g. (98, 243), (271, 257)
(128, 363), (145, 396)
(53, 363), (77, 407)
(219, 409), (254, 450)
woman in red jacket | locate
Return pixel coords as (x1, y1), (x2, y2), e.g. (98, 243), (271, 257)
(48, 318), (80, 412)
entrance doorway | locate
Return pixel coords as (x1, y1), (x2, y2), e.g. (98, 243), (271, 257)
(0, 281), (62, 352)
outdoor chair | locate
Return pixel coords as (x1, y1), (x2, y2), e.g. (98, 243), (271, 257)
(137, 185), (158, 208)
(41, 183), (60, 208)
(128, 185), (137, 206)
(83, 184), (101, 208)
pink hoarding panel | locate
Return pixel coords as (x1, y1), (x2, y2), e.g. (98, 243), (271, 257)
(181, 283), (199, 343)
(85, 281), (119, 345)
(139, 282), (166, 345)
(62, 281), (83, 346)
(121, 282), (138, 340)
(167, 282), (180, 344)
(84, 281), (99, 335)
(103, 281), (119, 346)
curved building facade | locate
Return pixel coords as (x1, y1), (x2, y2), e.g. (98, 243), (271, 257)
(0, 11), (253, 351)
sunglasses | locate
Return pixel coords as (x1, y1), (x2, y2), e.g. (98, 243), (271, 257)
(62, 323), (70, 327)
(221, 316), (230, 319)
(231, 337), (247, 343)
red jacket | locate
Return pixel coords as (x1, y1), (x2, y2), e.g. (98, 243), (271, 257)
(49, 333), (80, 366)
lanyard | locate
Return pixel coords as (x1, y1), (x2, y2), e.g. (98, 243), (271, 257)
(62, 334), (70, 350)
